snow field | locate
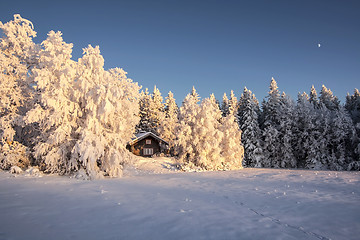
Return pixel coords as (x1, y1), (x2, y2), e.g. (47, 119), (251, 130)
(0, 167), (359, 240)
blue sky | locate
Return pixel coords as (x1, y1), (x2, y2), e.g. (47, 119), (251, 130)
(1, 0), (359, 104)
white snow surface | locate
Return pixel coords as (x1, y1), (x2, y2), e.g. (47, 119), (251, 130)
(0, 157), (359, 240)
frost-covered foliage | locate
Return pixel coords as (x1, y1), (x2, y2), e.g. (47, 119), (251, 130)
(137, 88), (152, 132)
(260, 80), (297, 168)
(278, 93), (297, 168)
(346, 89), (360, 125)
(1, 14), (359, 175)
(328, 106), (357, 170)
(150, 86), (165, 134)
(219, 113), (244, 169)
(237, 87), (263, 167)
(320, 85), (340, 111)
(0, 14), (39, 170)
(137, 86), (165, 135)
(0, 141), (30, 170)
(175, 89), (243, 170)
(159, 91), (178, 150)
(70, 46), (140, 178)
(221, 93), (230, 117)
(174, 87), (201, 165)
(1, 15), (140, 177)
(260, 78), (283, 167)
(24, 30), (78, 174)
(221, 90), (238, 117)
(23, 32), (140, 178)
(345, 89), (360, 169)
(293, 93), (326, 169)
(228, 90), (238, 115)
(309, 85), (320, 109)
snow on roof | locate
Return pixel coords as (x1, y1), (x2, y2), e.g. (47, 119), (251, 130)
(129, 132), (169, 145)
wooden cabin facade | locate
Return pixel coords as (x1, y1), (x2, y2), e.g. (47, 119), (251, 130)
(127, 132), (169, 157)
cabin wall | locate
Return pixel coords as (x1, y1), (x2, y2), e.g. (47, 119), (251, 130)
(130, 136), (160, 157)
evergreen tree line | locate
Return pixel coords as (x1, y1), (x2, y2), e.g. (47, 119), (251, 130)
(1, 15), (359, 178)
(138, 79), (360, 171)
(137, 86), (244, 171)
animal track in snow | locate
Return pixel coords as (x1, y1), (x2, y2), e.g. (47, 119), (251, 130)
(229, 198), (330, 240)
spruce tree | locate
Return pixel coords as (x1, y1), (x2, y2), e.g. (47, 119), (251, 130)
(137, 88), (152, 132)
(319, 85), (339, 110)
(219, 112), (244, 170)
(345, 89), (360, 169)
(261, 78), (282, 167)
(149, 86), (165, 134)
(345, 89), (360, 125)
(328, 106), (356, 170)
(193, 95), (223, 169)
(159, 91), (178, 152)
(309, 85), (320, 109)
(278, 92), (297, 168)
(237, 87), (263, 167)
(228, 90), (238, 115)
(176, 90), (243, 170)
(175, 87), (201, 164)
(221, 93), (230, 117)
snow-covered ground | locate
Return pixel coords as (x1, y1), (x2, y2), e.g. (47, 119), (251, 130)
(0, 157), (359, 240)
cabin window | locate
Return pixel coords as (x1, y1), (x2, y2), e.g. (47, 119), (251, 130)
(143, 148), (153, 156)
(146, 139), (151, 145)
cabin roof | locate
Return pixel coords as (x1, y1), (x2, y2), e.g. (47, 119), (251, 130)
(128, 132), (169, 146)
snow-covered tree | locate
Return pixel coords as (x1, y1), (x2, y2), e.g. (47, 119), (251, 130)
(261, 125), (280, 168)
(176, 89), (243, 170)
(261, 78), (282, 127)
(70, 45), (140, 178)
(261, 78), (282, 167)
(0, 14), (39, 170)
(328, 106), (356, 170)
(159, 91), (178, 151)
(219, 112), (244, 170)
(175, 87), (201, 164)
(228, 90), (238, 115)
(319, 85), (339, 110)
(309, 85), (320, 109)
(345, 89), (360, 125)
(150, 86), (165, 133)
(278, 92), (297, 168)
(137, 88), (152, 132)
(293, 92), (342, 170)
(237, 87), (263, 167)
(294, 93), (320, 169)
(345, 89), (360, 169)
(137, 86), (165, 134)
(24, 30), (78, 174)
(26, 42), (140, 178)
(221, 93), (230, 117)
(191, 95), (224, 169)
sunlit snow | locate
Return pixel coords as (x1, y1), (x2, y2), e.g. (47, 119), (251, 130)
(0, 158), (359, 240)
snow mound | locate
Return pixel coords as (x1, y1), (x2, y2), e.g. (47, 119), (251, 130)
(24, 167), (42, 177)
(10, 166), (23, 174)
(124, 156), (180, 176)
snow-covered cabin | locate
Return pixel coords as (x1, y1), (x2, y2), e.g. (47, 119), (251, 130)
(127, 132), (169, 157)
